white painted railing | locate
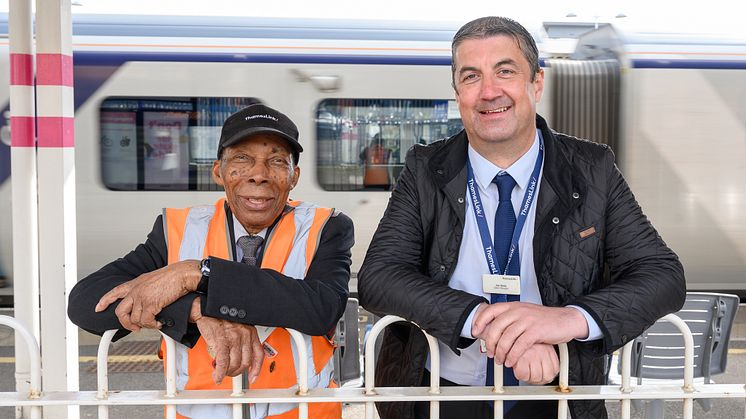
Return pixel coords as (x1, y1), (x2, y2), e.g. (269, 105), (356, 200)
(0, 316), (41, 419)
(1, 313), (745, 419)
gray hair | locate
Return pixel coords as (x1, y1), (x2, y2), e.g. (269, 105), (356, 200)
(451, 16), (540, 89)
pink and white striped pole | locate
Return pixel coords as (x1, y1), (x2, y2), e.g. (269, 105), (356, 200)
(35, 0), (80, 417)
(8, 0), (41, 417)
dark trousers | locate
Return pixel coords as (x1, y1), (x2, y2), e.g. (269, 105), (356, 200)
(414, 370), (558, 419)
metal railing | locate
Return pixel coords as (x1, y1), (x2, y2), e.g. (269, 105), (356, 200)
(1, 313), (745, 418)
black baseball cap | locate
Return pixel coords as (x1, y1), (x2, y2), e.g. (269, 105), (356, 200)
(217, 103), (303, 164)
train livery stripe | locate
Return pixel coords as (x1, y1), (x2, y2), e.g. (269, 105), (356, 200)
(37, 116), (74, 147)
(37, 53), (74, 86)
(71, 50), (453, 66)
(75, 42), (451, 52)
(10, 116), (34, 147)
(631, 59), (746, 70)
(9, 53), (33, 86)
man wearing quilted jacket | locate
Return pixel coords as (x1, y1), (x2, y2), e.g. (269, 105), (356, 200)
(358, 16), (685, 419)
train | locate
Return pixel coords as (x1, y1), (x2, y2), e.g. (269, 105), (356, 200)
(0, 13), (745, 304)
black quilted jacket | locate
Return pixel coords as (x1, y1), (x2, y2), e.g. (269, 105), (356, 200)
(358, 115), (686, 419)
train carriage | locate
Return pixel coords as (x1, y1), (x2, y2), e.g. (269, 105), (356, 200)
(0, 14), (745, 303)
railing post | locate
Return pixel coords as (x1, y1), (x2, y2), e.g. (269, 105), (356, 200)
(364, 315), (405, 419)
(493, 359), (503, 419)
(660, 314), (694, 419)
(162, 333), (177, 419)
(556, 343), (570, 419)
(96, 330), (117, 419)
(286, 329), (310, 419)
(424, 330), (440, 419)
(231, 376), (243, 418)
(619, 341), (634, 419)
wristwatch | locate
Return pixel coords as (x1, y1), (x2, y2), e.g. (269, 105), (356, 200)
(196, 257), (210, 295)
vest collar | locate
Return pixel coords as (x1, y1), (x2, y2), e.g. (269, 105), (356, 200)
(223, 201), (295, 262)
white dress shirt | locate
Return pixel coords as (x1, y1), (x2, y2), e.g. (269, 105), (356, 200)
(426, 130), (601, 385)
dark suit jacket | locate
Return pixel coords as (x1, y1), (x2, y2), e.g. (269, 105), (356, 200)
(68, 204), (354, 346)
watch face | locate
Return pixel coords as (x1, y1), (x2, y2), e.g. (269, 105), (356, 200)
(200, 258), (210, 276)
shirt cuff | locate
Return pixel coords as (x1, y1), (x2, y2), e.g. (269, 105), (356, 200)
(567, 305), (603, 341)
(460, 305), (480, 339)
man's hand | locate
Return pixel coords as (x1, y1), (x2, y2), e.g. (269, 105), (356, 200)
(94, 260), (201, 331)
(191, 297), (264, 385)
(472, 302), (588, 368)
(510, 343), (559, 385)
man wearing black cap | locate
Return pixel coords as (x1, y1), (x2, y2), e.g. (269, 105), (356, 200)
(69, 104), (353, 419)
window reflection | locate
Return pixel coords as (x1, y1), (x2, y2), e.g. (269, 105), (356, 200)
(316, 99), (463, 191)
(99, 97), (260, 191)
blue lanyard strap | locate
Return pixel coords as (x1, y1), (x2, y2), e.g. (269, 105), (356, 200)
(466, 135), (544, 275)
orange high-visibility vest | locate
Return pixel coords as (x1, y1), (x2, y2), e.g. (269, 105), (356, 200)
(161, 198), (341, 419)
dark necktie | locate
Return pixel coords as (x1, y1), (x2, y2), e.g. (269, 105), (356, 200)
(237, 234), (264, 417)
(237, 235), (264, 266)
(486, 172), (520, 411)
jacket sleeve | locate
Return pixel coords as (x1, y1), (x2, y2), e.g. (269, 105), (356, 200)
(201, 213), (353, 336)
(358, 147), (486, 354)
(67, 216), (199, 345)
(573, 147), (686, 354)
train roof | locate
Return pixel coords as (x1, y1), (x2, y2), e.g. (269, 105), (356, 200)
(0, 13), (743, 68)
(0, 13), (467, 42)
(565, 24), (746, 68)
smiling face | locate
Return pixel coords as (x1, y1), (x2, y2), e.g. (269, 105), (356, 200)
(453, 35), (544, 157)
(212, 134), (300, 234)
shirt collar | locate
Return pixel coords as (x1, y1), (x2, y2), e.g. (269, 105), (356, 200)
(467, 129), (542, 193)
(232, 215), (267, 244)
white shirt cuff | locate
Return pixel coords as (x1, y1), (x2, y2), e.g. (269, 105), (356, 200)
(460, 305), (480, 339)
(567, 305), (603, 341)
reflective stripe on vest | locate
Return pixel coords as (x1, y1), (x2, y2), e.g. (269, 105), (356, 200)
(162, 198), (340, 419)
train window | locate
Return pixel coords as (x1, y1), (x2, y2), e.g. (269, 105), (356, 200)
(316, 99), (463, 191)
(99, 97), (260, 191)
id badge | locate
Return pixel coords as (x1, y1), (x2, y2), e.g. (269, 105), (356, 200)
(482, 274), (521, 295)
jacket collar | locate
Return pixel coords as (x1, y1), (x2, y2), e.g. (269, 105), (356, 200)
(535, 114), (580, 220)
(427, 130), (469, 227)
(426, 114), (584, 230)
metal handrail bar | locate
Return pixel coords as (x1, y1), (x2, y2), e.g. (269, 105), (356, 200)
(363, 315), (441, 419)
(618, 313), (695, 419)
(364, 315), (571, 419)
(0, 315), (42, 419)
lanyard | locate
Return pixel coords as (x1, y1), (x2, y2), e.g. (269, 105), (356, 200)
(466, 135), (544, 275)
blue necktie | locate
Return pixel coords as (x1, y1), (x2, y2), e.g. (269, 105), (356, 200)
(486, 172), (519, 411)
